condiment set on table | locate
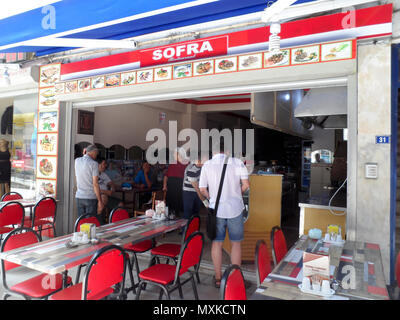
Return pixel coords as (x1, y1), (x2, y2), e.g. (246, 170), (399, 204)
(146, 201), (174, 220)
(308, 224), (345, 245)
(66, 223), (99, 248)
(298, 276), (335, 297)
(300, 224), (345, 298)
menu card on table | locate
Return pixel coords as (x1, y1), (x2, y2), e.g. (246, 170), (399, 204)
(303, 252), (330, 283)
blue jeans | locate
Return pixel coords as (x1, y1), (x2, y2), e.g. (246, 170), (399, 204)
(76, 198), (98, 218)
(214, 212), (244, 242)
(182, 191), (202, 220)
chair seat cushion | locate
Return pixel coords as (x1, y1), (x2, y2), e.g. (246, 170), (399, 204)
(125, 240), (152, 253)
(0, 226), (14, 235)
(11, 273), (72, 299)
(151, 243), (181, 258)
(50, 282), (115, 300)
(139, 264), (176, 285)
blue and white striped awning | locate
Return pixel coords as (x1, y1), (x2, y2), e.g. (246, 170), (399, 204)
(0, 0), (317, 56)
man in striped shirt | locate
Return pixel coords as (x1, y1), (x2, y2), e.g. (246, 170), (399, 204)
(182, 152), (206, 220)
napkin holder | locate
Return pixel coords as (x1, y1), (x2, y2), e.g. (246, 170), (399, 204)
(323, 225), (345, 245)
(79, 223), (96, 239)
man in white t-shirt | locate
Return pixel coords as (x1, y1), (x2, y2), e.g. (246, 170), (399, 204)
(199, 142), (249, 288)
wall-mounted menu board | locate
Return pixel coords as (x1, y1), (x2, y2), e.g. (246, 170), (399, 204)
(55, 39), (356, 96)
(36, 63), (61, 198)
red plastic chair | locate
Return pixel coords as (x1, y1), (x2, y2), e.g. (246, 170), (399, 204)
(136, 232), (204, 300)
(74, 214), (101, 232)
(73, 214), (102, 284)
(0, 201), (25, 242)
(220, 264), (247, 300)
(1, 227), (72, 300)
(50, 245), (128, 300)
(255, 239), (272, 287)
(29, 197), (57, 238)
(150, 215), (201, 282)
(109, 207), (155, 281)
(395, 252), (400, 299)
(271, 226), (288, 266)
(1, 192), (22, 202)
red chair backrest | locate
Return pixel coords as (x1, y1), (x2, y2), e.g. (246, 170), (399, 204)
(75, 215), (101, 232)
(109, 207), (129, 223)
(177, 232), (204, 276)
(255, 240), (271, 286)
(83, 245), (126, 300)
(221, 265), (247, 300)
(271, 226), (287, 265)
(1, 192), (22, 202)
(396, 252), (400, 288)
(33, 197), (56, 221)
(183, 215), (200, 241)
(0, 202), (24, 228)
(1, 228), (40, 271)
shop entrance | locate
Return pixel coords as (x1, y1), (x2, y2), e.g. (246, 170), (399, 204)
(68, 84), (349, 274)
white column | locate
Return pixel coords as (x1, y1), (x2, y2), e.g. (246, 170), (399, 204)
(356, 42), (392, 283)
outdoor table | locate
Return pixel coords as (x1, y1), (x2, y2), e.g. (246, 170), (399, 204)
(250, 235), (390, 300)
(0, 216), (187, 289)
(0, 198), (59, 221)
(0, 199), (38, 208)
(0, 198), (38, 222)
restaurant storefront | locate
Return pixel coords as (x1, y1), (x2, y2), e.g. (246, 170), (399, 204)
(0, 2), (397, 285)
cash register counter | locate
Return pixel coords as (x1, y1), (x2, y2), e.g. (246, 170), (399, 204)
(223, 174), (282, 262)
(299, 190), (347, 238)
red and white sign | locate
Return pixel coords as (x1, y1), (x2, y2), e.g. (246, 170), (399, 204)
(141, 36), (228, 67)
(12, 160), (24, 169)
(60, 4), (392, 81)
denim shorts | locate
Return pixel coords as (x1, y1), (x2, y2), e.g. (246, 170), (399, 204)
(214, 212), (244, 242)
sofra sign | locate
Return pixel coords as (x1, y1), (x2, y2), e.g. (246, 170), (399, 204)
(141, 36), (228, 66)
(153, 41), (214, 60)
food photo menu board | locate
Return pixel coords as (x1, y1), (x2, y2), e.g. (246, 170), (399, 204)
(36, 63), (61, 198)
(56, 39), (356, 96)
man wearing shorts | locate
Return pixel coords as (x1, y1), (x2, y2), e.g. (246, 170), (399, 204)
(199, 142), (249, 288)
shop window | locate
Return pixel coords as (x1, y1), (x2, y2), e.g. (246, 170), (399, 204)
(127, 146), (143, 160)
(343, 129), (348, 141)
(10, 94), (38, 199)
(76, 141), (90, 158)
(95, 143), (106, 159)
(108, 144), (126, 160)
(311, 149), (333, 164)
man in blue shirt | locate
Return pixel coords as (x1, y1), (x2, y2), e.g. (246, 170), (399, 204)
(134, 161), (157, 208)
(134, 161), (155, 189)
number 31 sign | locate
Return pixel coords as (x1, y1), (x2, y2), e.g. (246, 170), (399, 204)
(376, 136), (390, 144)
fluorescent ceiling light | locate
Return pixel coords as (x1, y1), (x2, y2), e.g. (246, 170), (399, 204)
(0, 0), (61, 20)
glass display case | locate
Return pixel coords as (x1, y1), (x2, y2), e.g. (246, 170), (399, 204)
(301, 141), (312, 190)
(10, 94), (38, 199)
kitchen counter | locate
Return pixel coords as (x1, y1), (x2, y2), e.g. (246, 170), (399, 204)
(299, 189), (346, 211)
(298, 189), (347, 237)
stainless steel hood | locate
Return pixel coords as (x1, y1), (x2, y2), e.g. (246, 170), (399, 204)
(294, 87), (347, 129)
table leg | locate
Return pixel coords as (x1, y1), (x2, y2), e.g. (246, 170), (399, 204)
(62, 270), (69, 288)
